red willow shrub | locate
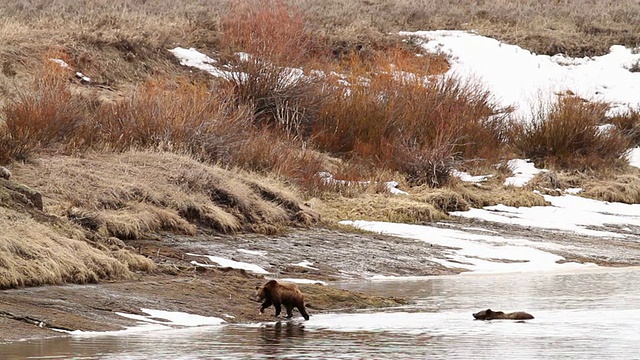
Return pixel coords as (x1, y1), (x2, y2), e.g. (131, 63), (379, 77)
(510, 96), (631, 170)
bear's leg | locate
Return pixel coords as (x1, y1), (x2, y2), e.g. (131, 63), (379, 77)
(298, 305), (310, 321)
(273, 302), (282, 317)
(260, 299), (273, 313)
(285, 305), (294, 318)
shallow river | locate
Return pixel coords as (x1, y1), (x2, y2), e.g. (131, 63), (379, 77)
(2, 268), (640, 359)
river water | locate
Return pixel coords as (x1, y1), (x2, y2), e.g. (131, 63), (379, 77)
(2, 267), (639, 359)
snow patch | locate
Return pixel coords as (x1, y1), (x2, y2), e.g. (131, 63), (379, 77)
(187, 253), (268, 274)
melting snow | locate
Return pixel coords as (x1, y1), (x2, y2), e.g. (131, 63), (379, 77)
(404, 30), (640, 118)
(452, 194), (640, 238)
(187, 253), (269, 274)
(504, 159), (545, 187)
(340, 220), (596, 275)
(68, 309), (225, 337)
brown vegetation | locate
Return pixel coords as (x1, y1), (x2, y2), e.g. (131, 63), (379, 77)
(510, 96), (632, 171)
(11, 151), (319, 237)
(0, 178), (154, 289)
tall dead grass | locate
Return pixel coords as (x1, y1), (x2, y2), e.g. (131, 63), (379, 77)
(90, 80), (253, 162)
(0, 60), (93, 162)
(609, 108), (640, 146)
(221, 0), (318, 65)
(0, 205), (150, 289)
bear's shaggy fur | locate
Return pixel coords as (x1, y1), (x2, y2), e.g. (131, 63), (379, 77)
(256, 279), (310, 320)
(473, 309), (534, 320)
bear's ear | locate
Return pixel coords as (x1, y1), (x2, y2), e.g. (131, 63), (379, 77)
(486, 309), (493, 314)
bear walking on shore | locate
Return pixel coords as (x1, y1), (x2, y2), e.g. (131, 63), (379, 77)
(256, 280), (310, 321)
(473, 309), (534, 320)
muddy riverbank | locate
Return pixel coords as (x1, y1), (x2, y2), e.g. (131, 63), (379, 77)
(0, 227), (455, 343)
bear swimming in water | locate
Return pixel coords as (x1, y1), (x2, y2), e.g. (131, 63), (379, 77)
(473, 309), (534, 320)
(256, 280), (310, 320)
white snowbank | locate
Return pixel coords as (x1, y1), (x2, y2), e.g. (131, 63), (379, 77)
(238, 249), (267, 256)
(116, 308), (225, 327)
(278, 278), (328, 286)
(404, 30), (640, 118)
(504, 159), (545, 187)
(292, 260), (319, 270)
(628, 147), (640, 168)
(451, 169), (492, 183)
(169, 47), (238, 79)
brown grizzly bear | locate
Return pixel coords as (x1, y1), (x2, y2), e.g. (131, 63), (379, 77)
(256, 280), (310, 321)
(473, 309), (534, 320)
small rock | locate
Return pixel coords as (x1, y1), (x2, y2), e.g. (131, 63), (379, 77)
(16, 184), (43, 211)
(0, 166), (11, 180)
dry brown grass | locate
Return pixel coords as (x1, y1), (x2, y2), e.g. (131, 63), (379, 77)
(0, 202), (151, 289)
(528, 168), (640, 204)
(320, 193), (449, 224)
(450, 182), (550, 208)
(315, 175), (550, 224)
(583, 172), (640, 204)
(11, 150), (318, 238)
(0, 0), (635, 101)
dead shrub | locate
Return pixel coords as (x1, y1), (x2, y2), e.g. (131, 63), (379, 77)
(1, 61), (90, 160)
(313, 63), (503, 184)
(609, 108), (640, 146)
(91, 80), (252, 164)
(220, 0), (317, 65)
(510, 97), (631, 171)
(395, 138), (457, 187)
(226, 59), (324, 140)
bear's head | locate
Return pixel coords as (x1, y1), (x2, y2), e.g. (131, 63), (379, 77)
(255, 284), (268, 302)
(473, 309), (493, 320)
